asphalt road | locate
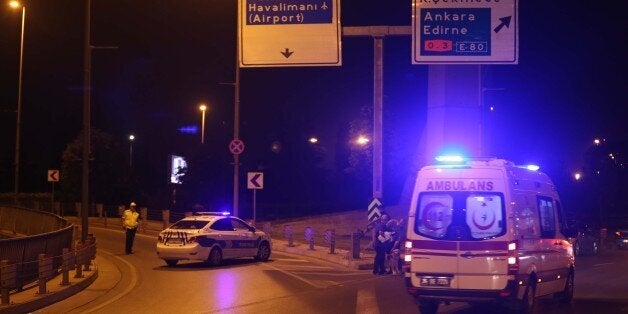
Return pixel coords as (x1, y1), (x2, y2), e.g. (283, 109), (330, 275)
(34, 227), (628, 314)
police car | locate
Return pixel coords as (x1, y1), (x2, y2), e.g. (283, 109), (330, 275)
(156, 212), (271, 267)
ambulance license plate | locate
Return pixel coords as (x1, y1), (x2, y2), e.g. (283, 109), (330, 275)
(420, 276), (451, 287)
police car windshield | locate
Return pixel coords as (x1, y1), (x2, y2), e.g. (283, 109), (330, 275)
(170, 220), (210, 230)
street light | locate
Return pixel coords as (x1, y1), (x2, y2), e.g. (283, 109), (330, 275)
(308, 136), (319, 144)
(128, 134), (135, 168)
(9, 0), (25, 204)
(199, 104), (207, 144)
(355, 135), (370, 146)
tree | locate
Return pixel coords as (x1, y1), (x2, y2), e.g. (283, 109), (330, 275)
(59, 129), (129, 204)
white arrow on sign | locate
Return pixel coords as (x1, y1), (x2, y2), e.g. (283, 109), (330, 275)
(47, 169), (60, 182)
(247, 172), (264, 190)
(367, 198), (383, 222)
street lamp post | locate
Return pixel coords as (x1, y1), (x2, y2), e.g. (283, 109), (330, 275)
(9, 1), (25, 204)
(128, 134), (135, 168)
(199, 104), (207, 144)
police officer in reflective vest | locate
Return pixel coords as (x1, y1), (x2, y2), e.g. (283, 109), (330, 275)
(122, 202), (141, 254)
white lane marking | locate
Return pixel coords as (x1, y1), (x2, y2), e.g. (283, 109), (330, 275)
(81, 249), (139, 313)
(593, 262), (614, 267)
(356, 286), (380, 314)
(279, 265), (333, 270)
(274, 258), (310, 263)
(262, 262), (325, 289)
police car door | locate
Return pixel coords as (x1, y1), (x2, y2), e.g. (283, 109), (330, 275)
(211, 217), (239, 259)
(230, 218), (258, 257)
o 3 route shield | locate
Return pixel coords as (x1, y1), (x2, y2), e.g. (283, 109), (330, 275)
(239, 0), (341, 67)
(412, 0), (518, 64)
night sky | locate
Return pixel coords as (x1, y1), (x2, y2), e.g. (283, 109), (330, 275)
(0, 1), (625, 212)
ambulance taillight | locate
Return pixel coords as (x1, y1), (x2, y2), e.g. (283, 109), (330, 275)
(404, 240), (412, 264)
(507, 241), (519, 275)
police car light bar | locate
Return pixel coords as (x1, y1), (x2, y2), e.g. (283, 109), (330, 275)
(193, 211), (231, 216)
(526, 165), (540, 171)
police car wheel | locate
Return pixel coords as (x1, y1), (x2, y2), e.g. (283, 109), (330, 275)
(165, 259), (178, 267)
(254, 242), (271, 261)
(207, 247), (222, 266)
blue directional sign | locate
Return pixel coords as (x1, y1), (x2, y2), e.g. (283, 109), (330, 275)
(413, 0), (518, 64)
(239, 0), (341, 67)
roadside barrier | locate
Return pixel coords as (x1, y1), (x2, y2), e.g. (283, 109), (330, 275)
(284, 225), (294, 247)
(324, 229), (336, 254)
(351, 231), (362, 259)
(0, 261), (16, 305)
(0, 239), (95, 305)
(304, 227), (315, 250)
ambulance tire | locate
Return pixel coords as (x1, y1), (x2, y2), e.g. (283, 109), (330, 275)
(555, 270), (574, 303)
(418, 299), (438, 314)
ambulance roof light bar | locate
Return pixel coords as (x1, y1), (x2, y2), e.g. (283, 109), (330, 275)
(435, 155), (465, 163)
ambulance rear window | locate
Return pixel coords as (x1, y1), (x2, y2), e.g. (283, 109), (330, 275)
(416, 194), (453, 239)
(415, 192), (506, 241)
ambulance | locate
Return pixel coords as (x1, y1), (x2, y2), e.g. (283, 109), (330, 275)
(403, 157), (574, 313)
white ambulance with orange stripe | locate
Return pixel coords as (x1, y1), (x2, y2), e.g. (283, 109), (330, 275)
(404, 157), (575, 313)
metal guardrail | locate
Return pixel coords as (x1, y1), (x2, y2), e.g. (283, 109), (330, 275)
(0, 206), (74, 293)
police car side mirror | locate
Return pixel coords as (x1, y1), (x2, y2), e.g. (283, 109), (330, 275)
(249, 226), (256, 232)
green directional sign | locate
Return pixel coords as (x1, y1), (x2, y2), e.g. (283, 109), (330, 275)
(239, 0), (342, 67)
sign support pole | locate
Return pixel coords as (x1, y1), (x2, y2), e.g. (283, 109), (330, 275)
(233, 3), (241, 217)
(343, 26), (411, 202)
(253, 189), (256, 224)
(373, 35), (383, 199)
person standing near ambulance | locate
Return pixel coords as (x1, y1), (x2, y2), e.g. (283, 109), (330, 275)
(122, 202), (141, 254)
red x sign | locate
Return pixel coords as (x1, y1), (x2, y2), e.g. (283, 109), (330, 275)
(47, 169), (60, 182)
(229, 139), (245, 155)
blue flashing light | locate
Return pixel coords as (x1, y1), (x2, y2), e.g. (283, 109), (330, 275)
(178, 125), (198, 134)
(221, 211), (231, 216)
(526, 164), (540, 171)
(435, 155), (465, 163)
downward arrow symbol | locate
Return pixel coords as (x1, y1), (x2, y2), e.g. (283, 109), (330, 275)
(281, 48), (294, 58)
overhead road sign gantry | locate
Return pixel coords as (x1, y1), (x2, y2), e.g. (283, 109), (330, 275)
(412, 0), (518, 64)
(239, 0), (341, 67)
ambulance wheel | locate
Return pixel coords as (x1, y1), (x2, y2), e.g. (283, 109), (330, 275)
(555, 271), (574, 303)
(206, 247), (223, 266)
(164, 259), (178, 267)
(418, 299), (438, 314)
